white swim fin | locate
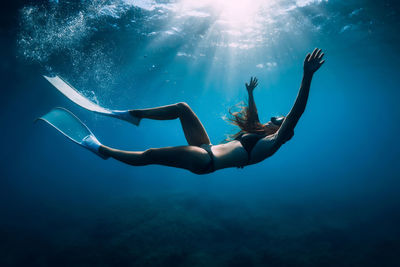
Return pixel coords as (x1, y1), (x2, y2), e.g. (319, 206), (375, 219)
(43, 75), (140, 126)
(81, 134), (109, 159)
(37, 107), (109, 159)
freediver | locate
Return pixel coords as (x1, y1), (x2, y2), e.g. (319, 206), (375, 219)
(40, 48), (325, 175)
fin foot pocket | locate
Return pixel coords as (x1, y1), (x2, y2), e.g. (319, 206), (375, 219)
(111, 110), (141, 126)
(81, 135), (109, 159)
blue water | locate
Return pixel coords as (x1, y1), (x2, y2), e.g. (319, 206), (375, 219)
(1, 0), (400, 266)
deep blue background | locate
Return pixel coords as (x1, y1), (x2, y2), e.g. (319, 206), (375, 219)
(1, 0), (399, 266)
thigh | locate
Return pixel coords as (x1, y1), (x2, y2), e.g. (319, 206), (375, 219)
(177, 102), (211, 146)
(146, 145), (212, 174)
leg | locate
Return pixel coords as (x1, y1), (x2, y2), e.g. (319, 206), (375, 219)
(130, 102), (210, 146)
(99, 145), (212, 174)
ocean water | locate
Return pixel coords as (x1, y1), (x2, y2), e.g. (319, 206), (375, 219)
(1, 0), (400, 266)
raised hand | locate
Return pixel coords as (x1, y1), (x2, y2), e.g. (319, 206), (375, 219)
(246, 76), (258, 93)
(304, 48), (325, 75)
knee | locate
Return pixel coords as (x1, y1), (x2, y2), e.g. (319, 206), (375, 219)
(142, 148), (155, 162)
(176, 102), (191, 114)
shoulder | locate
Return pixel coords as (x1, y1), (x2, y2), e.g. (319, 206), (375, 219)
(275, 129), (294, 146)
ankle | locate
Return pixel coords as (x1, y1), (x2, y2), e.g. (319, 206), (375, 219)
(98, 145), (108, 156)
(129, 110), (142, 118)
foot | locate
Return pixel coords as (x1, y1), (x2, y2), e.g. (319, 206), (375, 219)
(81, 135), (109, 159)
(111, 110), (141, 126)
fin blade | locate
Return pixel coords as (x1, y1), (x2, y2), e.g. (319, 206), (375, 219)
(43, 75), (112, 115)
(38, 107), (107, 159)
(38, 107), (93, 145)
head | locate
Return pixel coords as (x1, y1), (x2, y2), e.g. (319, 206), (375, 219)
(226, 102), (284, 140)
(261, 116), (285, 135)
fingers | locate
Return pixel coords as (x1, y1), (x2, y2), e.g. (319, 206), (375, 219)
(310, 48), (323, 60)
(248, 77), (258, 87)
(319, 59), (325, 65)
(315, 49), (322, 59)
(304, 53), (311, 62)
(308, 48), (324, 64)
(311, 48), (318, 58)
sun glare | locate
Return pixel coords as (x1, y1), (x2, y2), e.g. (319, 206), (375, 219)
(180, 0), (266, 28)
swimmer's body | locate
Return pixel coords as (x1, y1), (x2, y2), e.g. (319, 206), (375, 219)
(41, 48), (325, 174)
(91, 48), (325, 174)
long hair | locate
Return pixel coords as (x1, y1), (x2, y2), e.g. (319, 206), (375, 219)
(225, 101), (279, 141)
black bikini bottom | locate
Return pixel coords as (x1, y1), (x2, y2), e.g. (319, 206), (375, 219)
(199, 144), (215, 174)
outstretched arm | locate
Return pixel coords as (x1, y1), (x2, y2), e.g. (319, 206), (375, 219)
(275, 48), (325, 145)
(246, 77), (260, 124)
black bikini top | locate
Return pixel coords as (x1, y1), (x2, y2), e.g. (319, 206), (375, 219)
(235, 132), (266, 156)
